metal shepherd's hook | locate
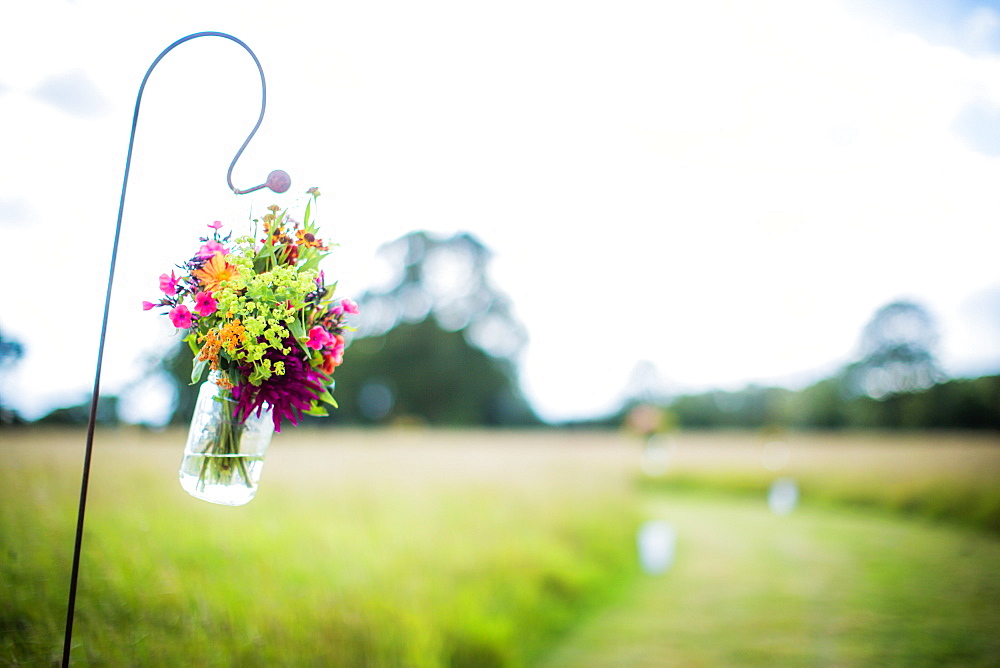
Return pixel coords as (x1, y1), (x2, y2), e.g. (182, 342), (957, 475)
(62, 31), (289, 667)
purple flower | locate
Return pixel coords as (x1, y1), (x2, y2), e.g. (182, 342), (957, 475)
(232, 342), (327, 432)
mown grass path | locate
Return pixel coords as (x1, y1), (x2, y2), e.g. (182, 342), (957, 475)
(540, 493), (1000, 667)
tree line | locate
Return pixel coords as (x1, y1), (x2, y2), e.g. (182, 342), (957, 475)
(604, 373), (1000, 432)
(606, 301), (999, 431)
(3, 236), (997, 431)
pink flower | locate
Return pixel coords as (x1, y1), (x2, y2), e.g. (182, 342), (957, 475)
(306, 326), (333, 350)
(194, 291), (218, 317)
(208, 220), (223, 229)
(330, 335), (345, 363)
(159, 271), (178, 296)
(331, 298), (360, 317)
(142, 301), (156, 311)
(197, 240), (229, 258)
(321, 336), (345, 374)
(168, 305), (193, 329)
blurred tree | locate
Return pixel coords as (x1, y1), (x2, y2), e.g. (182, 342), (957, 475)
(788, 377), (848, 429)
(0, 326), (25, 425)
(666, 386), (792, 429)
(598, 298), (995, 431)
(358, 231), (527, 360)
(327, 230), (537, 426)
(618, 373), (1000, 432)
(321, 318), (537, 426)
(0, 330), (23, 367)
(36, 396), (120, 426)
(846, 300), (944, 399)
(160, 341), (200, 425)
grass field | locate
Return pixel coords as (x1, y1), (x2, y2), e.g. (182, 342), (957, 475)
(1, 427), (998, 666)
(0, 428), (640, 666)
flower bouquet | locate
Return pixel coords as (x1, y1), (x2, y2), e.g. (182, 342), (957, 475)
(144, 188), (357, 505)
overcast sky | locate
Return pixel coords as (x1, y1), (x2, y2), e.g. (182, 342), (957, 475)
(2, 0), (1000, 423)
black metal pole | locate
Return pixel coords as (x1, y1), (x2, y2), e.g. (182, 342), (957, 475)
(62, 31), (289, 667)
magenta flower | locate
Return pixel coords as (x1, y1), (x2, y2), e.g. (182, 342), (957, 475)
(142, 301), (156, 311)
(197, 240), (229, 258)
(168, 304), (193, 329)
(330, 336), (345, 364)
(159, 271), (178, 296)
(194, 291), (218, 317)
(331, 298), (360, 317)
(306, 326), (333, 350)
(208, 220), (223, 229)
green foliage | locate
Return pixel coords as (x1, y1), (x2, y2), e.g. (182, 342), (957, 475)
(317, 229), (538, 427)
(646, 374), (1000, 431)
(33, 396), (120, 426)
(668, 386), (793, 429)
(166, 342), (201, 425)
(610, 299), (996, 432)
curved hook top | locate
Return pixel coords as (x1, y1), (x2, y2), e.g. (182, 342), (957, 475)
(133, 31), (289, 195)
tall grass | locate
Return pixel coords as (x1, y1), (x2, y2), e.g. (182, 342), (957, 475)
(2, 428), (998, 666)
(0, 428), (640, 666)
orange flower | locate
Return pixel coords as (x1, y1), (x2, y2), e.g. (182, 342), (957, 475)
(219, 319), (248, 354)
(197, 330), (222, 369)
(296, 229), (329, 251)
(193, 254), (240, 292)
(214, 374), (234, 390)
(320, 351), (339, 375)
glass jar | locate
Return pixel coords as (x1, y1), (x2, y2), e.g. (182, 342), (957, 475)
(178, 373), (274, 506)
